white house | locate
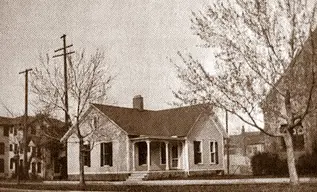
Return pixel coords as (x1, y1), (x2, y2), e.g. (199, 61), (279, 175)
(61, 95), (227, 181)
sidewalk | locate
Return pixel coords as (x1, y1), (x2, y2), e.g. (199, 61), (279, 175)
(1, 178), (317, 192)
(42, 177), (317, 185)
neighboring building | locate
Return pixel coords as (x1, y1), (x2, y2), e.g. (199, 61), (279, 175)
(262, 29), (317, 158)
(0, 115), (67, 180)
(61, 95), (227, 181)
(225, 126), (265, 175)
(0, 117), (14, 178)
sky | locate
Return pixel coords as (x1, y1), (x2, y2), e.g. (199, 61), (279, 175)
(0, 0), (246, 134)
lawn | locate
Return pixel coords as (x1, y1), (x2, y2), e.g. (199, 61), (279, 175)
(1, 183), (317, 192)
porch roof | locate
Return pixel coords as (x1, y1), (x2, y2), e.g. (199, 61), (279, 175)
(129, 135), (186, 142)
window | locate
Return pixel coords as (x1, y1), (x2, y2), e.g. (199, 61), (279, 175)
(3, 126), (9, 136)
(37, 162), (41, 173)
(54, 159), (60, 173)
(30, 126), (36, 135)
(14, 144), (18, 154)
(210, 141), (219, 164)
(160, 143), (166, 164)
(253, 146), (258, 154)
(138, 142), (147, 165)
(32, 146), (36, 154)
(194, 141), (202, 164)
(31, 162), (36, 174)
(280, 127), (305, 151)
(93, 116), (99, 128)
(20, 160), (23, 168)
(229, 147), (238, 155)
(37, 147), (41, 157)
(171, 145), (178, 167)
(293, 132), (304, 151)
(9, 127), (13, 134)
(100, 142), (112, 166)
(0, 159), (4, 173)
(13, 127), (17, 136)
(0, 143), (5, 155)
(83, 143), (91, 167)
(9, 144), (13, 152)
(10, 158), (14, 169)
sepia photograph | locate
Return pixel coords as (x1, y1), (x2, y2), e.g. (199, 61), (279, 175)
(1, 0), (317, 191)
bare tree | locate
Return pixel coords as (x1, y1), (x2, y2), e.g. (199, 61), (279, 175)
(31, 50), (114, 187)
(173, 0), (317, 185)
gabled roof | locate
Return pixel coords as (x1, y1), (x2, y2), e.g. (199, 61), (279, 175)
(92, 103), (212, 137)
(229, 131), (265, 148)
(0, 116), (14, 125)
(0, 115), (66, 140)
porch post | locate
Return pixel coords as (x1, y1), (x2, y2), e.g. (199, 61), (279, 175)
(165, 141), (169, 170)
(146, 140), (151, 171)
(132, 142), (135, 171)
(184, 140), (189, 173)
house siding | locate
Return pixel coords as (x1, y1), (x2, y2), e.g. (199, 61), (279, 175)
(187, 115), (224, 172)
(67, 108), (129, 177)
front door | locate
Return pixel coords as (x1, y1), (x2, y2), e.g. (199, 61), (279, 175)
(171, 145), (178, 168)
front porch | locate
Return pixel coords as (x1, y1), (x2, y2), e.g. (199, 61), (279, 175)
(130, 137), (188, 173)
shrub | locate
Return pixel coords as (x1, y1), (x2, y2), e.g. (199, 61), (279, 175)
(251, 152), (288, 176)
(297, 150), (317, 175)
(252, 149), (317, 176)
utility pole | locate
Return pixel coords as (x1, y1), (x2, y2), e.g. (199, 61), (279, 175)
(53, 34), (74, 180)
(53, 34), (74, 127)
(226, 110), (230, 175)
(19, 68), (32, 179)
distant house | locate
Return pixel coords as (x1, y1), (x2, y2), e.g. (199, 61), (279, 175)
(0, 116), (14, 178)
(225, 127), (265, 175)
(61, 95), (227, 181)
(0, 115), (67, 180)
(262, 29), (317, 157)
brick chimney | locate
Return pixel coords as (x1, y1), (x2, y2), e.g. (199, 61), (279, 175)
(133, 95), (144, 111)
(241, 125), (245, 135)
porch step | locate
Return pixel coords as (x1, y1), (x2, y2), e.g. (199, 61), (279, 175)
(126, 173), (148, 182)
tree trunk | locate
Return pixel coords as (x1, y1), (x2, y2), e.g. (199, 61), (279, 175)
(284, 131), (299, 185)
(79, 136), (85, 188)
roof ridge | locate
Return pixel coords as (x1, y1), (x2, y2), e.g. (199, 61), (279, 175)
(91, 103), (154, 112)
(91, 103), (207, 112)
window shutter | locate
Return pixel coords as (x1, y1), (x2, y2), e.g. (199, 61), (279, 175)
(109, 143), (113, 166)
(0, 159), (4, 173)
(3, 126), (9, 136)
(100, 143), (104, 167)
(215, 142), (219, 164)
(88, 149), (91, 167)
(10, 158), (14, 169)
(0, 143), (5, 155)
(37, 162), (41, 173)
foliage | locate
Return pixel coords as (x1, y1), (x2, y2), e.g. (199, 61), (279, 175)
(251, 152), (288, 176)
(251, 151), (317, 176)
(173, 0), (317, 185)
(174, 0), (317, 133)
(297, 149), (317, 175)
